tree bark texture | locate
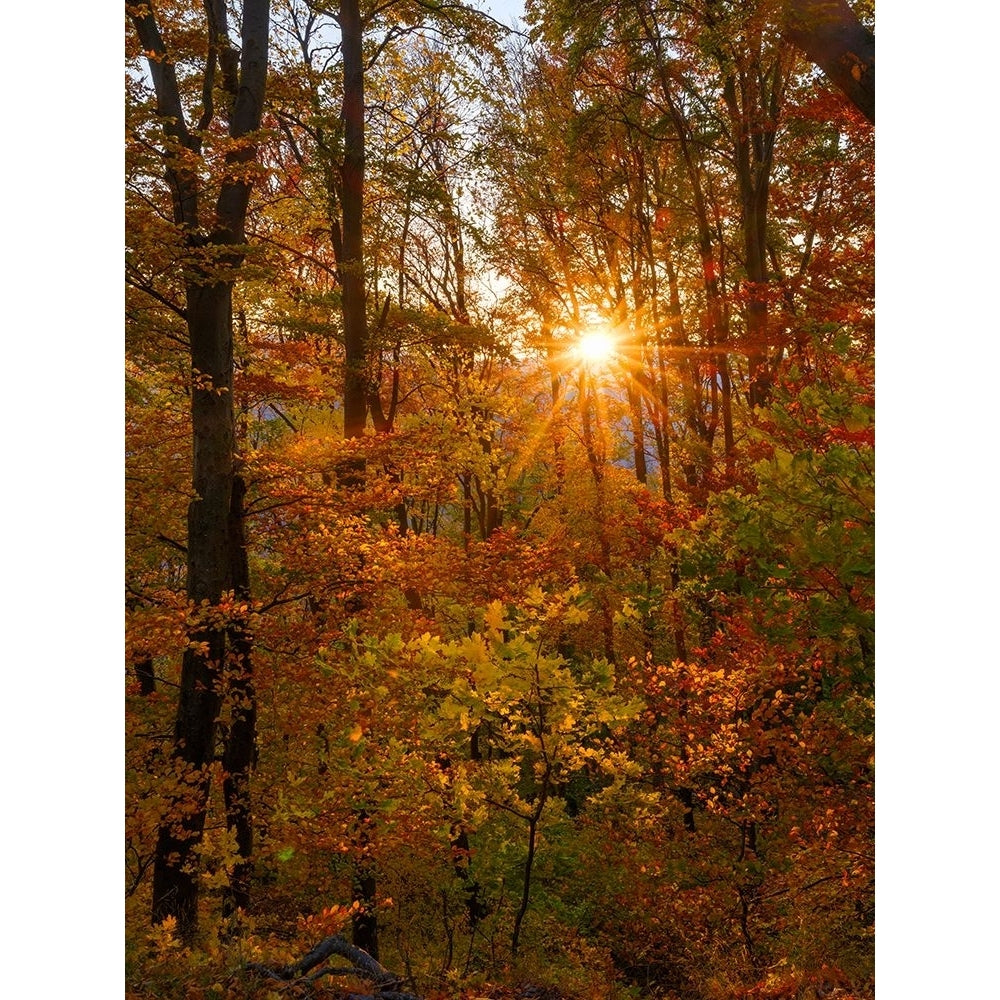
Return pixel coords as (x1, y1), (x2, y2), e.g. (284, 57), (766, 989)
(132, 0), (270, 937)
(783, 0), (874, 123)
(151, 271), (240, 936)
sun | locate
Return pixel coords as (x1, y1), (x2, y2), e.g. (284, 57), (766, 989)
(574, 328), (617, 366)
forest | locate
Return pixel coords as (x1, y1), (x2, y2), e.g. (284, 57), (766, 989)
(125, 1), (874, 998)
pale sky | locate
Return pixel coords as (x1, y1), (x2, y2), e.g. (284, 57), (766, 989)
(482, 0), (525, 27)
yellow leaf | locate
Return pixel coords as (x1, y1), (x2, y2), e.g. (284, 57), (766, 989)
(484, 601), (506, 633)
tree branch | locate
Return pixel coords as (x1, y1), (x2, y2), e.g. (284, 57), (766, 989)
(782, 0), (874, 123)
(125, 269), (188, 322)
(127, 1), (202, 228)
(248, 933), (420, 998)
(156, 533), (189, 554)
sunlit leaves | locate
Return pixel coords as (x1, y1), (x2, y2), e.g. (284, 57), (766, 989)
(126, 0), (873, 993)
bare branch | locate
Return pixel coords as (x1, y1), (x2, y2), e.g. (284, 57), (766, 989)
(125, 269), (188, 322)
(248, 933), (419, 998)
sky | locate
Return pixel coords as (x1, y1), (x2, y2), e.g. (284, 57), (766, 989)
(481, 0), (526, 27)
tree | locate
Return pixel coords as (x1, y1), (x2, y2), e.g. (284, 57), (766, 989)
(524, 0), (874, 121)
(339, 0), (370, 444)
(783, 0), (874, 122)
(127, 0), (270, 936)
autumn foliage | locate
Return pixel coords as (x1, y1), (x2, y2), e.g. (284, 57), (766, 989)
(126, 1), (874, 998)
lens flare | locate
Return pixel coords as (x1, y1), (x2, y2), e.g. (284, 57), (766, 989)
(575, 329), (617, 365)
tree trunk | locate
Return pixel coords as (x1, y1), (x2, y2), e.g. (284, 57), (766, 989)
(511, 766), (551, 958)
(351, 810), (379, 960)
(639, 5), (732, 477)
(134, 652), (156, 695)
(134, 0), (270, 937)
(340, 0), (369, 444)
(337, 11), (380, 954)
(783, 0), (874, 123)
(626, 380), (648, 486)
(152, 277), (236, 936)
(720, 45), (788, 410)
(223, 475), (256, 918)
(579, 372), (615, 662)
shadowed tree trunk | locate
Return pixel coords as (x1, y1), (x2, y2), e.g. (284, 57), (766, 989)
(783, 0), (874, 123)
(637, 5), (734, 472)
(150, 275), (237, 935)
(337, 0), (379, 956)
(135, 653), (157, 695)
(340, 0), (369, 446)
(223, 475), (256, 918)
(130, 0), (270, 938)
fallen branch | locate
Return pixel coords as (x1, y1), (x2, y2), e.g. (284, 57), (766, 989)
(247, 934), (420, 999)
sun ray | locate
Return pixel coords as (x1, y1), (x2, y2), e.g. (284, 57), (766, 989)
(574, 328), (617, 367)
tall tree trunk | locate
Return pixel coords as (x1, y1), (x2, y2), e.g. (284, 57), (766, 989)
(338, 2), (380, 956)
(721, 45), (788, 410)
(152, 277), (237, 934)
(340, 0), (369, 445)
(133, 0), (270, 937)
(638, 6), (732, 476)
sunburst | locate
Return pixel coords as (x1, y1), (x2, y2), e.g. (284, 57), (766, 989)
(574, 328), (618, 367)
